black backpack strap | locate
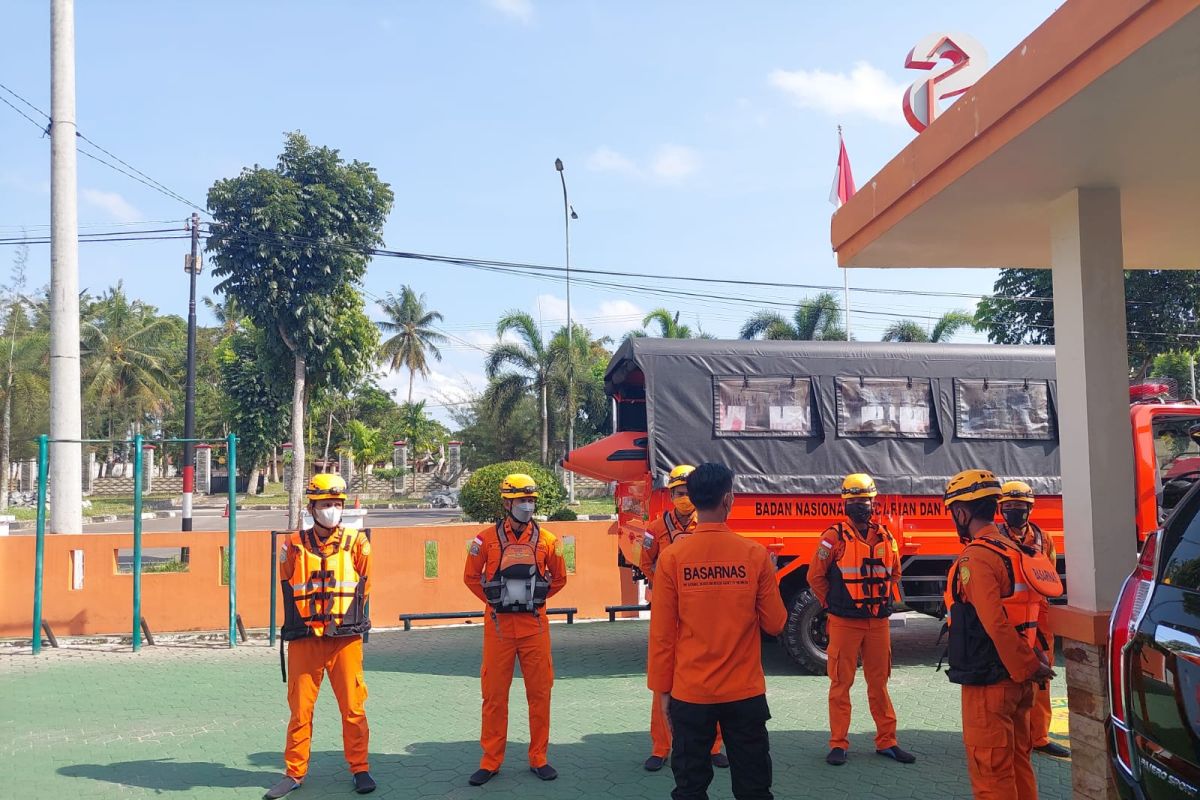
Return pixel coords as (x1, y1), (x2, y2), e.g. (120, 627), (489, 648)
(280, 638), (287, 684)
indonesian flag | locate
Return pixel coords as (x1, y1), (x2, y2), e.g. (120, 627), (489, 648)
(829, 131), (856, 208)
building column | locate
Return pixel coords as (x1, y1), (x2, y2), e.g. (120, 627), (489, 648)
(1049, 187), (1130, 800)
(393, 440), (407, 495)
(339, 452), (354, 492)
(195, 444), (212, 494)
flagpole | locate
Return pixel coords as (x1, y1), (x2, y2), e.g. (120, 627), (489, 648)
(838, 126), (852, 340)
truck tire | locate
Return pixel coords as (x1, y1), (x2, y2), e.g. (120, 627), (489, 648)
(779, 590), (828, 674)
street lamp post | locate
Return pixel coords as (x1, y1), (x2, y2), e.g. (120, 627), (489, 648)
(554, 158), (576, 505)
(182, 212), (200, 531)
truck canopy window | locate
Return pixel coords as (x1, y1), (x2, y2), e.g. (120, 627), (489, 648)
(713, 375), (815, 438)
(835, 377), (934, 438)
(955, 378), (1056, 440)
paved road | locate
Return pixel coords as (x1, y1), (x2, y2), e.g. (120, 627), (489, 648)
(0, 618), (1072, 799)
(16, 507), (462, 534)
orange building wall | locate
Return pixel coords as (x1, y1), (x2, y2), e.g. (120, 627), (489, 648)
(0, 521), (636, 638)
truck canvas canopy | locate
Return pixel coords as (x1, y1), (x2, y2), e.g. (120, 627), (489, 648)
(603, 338), (1061, 497)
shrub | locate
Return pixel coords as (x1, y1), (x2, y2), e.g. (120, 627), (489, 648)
(459, 461), (566, 522)
(372, 467), (403, 481)
(548, 507), (577, 521)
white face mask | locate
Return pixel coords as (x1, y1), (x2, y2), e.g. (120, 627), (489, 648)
(510, 501), (536, 524)
(313, 505), (343, 529)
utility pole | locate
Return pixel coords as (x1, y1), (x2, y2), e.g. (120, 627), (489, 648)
(554, 158), (576, 505)
(182, 212), (201, 531)
(49, 0), (83, 534)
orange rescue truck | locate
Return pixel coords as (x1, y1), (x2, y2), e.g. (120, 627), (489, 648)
(563, 339), (1200, 673)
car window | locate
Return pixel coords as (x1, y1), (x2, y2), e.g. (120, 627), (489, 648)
(1151, 414), (1200, 487)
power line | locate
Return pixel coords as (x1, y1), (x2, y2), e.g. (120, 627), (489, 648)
(0, 79), (206, 213)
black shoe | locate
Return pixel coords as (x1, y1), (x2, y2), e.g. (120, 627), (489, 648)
(468, 768), (498, 786)
(711, 752), (730, 769)
(877, 746), (916, 764)
(263, 777), (302, 799)
(530, 764), (558, 781)
(1034, 742), (1071, 758)
(826, 747), (847, 766)
(352, 772), (376, 794)
(643, 755), (667, 772)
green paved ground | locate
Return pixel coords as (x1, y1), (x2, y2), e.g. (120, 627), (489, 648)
(0, 618), (1071, 799)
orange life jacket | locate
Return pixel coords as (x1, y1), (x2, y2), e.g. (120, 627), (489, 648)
(280, 527), (370, 640)
(942, 535), (1042, 685)
(824, 521), (899, 619)
(481, 521), (552, 613)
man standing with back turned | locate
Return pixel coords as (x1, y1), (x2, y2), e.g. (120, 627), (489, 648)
(648, 462), (788, 800)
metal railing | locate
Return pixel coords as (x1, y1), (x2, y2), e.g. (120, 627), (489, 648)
(30, 433), (240, 654)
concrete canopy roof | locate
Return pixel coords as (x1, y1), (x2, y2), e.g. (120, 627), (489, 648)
(831, 0), (1200, 270)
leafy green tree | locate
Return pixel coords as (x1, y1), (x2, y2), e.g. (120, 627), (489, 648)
(485, 310), (557, 464)
(216, 326), (291, 494)
(450, 392), (541, 469)
(340, 419), (390, 490)
(0, 244), (49, 506)
(207, 132), (393, 525)
(395, 400), (450, 491)
(740, 292), (848, 341)
(881, 310), (975, 343)
(1150, 350), (1198, 401)
(202, 294), (244, 336)
(974, 268), (1200, 378)
(459, 460), (566, 522)
(377, 286), (447, 403)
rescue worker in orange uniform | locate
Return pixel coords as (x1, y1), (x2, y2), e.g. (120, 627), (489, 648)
(808, 473), (915, 767)
(943, 470), (1059, 800)
(639, 464), (728, 772)
(463, 474), (568, 787)
(648, 462), (788, 800)
(267, 474), (375, 799)
(997, 481), (1070, 759)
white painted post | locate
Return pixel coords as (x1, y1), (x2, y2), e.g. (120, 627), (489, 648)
(195, 444), (212, 495)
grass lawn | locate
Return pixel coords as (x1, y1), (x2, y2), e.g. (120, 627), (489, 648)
(571, 497), (616, 516)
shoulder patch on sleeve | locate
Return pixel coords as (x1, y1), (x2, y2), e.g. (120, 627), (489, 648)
(642, 532), (656, 551)
(960, 565), (972, 585)
(817, 544), (832, 560)
(278, 541), (289, 563)
(469, 536), (483, 556)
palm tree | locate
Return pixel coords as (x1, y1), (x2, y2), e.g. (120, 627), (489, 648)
(202, 294), (244, 336)
(639, 308), (694, 339)
(377, 286), (448, 403)
(550, 322), (613, 449)
(81, 283), (177, 460)
(485, 311), (557, 464)
(881, 310), (976, 343)
(740, 292), (847, 341)
(0, 299), (48, 510)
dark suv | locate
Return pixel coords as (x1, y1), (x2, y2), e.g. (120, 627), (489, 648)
(1109, 483), (1200, 798)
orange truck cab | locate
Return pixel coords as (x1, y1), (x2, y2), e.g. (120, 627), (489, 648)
(564, 339), (1200, 673)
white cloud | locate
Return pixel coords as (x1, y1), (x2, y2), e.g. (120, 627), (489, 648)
(650, 145), (700, 180)
(769, 61), (906, 124)
(585, 146), (639, 176)
(585, 144), (701, 183)
(80, 188), (142, 223)
(485, 0), (533, 24)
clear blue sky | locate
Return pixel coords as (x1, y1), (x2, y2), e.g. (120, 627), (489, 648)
(0, 0), (1062, 418)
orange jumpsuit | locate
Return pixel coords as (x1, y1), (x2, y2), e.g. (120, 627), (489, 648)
(808, 519), (901, 751)
(464, 520), (568, 772)
(279, 527), (371, 780)
(640, 511), (722, 759)
(950, 526), (1044, 800)
(1014, 523), (1056, 748)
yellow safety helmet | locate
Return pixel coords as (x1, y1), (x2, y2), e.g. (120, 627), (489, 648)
(841, 473), (877, 500)
(500, 473), (539, 499)
(999, 480), (1035, 505)
(667, 464), (696, 490)
(944, 469), (1002, 507)
(306, 473), (347, 502)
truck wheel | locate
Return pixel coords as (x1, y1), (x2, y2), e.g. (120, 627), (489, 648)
(780, 590), (828, 674)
